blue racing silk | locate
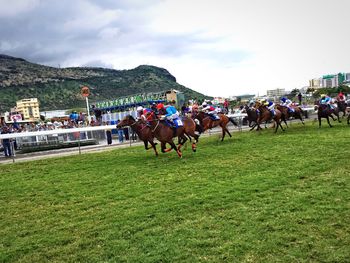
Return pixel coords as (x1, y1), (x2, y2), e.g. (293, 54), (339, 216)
(165, 105), (177, 117)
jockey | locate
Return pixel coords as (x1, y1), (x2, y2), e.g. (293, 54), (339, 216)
(263, 99), (276, 116)
(337, 91), (346, 102)
(202, 101), (218, 118)
(156, 103), (166, 115)
(164, 101), (180, 125)
(281, 97), (294, 112)
(320, 94), (334, 109)
(136, 106), (144, 121)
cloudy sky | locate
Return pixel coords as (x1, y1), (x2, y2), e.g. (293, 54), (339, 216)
(0, 0), (349, 97)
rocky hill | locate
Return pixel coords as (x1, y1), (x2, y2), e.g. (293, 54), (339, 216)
(0, 54), (209, 112)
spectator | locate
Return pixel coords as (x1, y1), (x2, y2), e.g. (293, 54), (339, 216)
(1, 126), (12, 157)
(116, 120), (124, 143)
(123, 127), (129, 141)
(92, 105), (102, 125)
(105, 122), (112, 145)
(223, 99), (229, 113)
(297, 93), (302, 105)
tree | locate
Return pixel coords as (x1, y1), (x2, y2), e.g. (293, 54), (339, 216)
(306, 87), (315, 94)
(290, 88), (300, 98)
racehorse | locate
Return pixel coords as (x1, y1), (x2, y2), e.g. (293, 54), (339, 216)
(243, 104), (271, 131)
(314, 100), (341, 125)
(254, 102), (285, 133)
(117, 115), (159, 156)
(146, 113), (198, 157)
(194, 111), (238, 141)
(276, 104), (305, 126)
(336, 100), (348, 118)
(314, 104), (341, 128)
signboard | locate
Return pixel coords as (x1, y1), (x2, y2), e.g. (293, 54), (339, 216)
(81, 86), (90, 97)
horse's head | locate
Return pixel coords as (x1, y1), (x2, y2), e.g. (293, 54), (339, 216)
(195, 111), (205, 121)
(117, 115), (135, 128)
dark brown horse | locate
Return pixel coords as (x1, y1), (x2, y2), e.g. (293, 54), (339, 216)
(254, 102), (285, 133)
(117, 115), (159, 156)
(314, 100), (341, 126)
(336, 100), (348, 118)
(195, 111), (238, 141)
(242, 104), (270, 131)
(276, 104), (305, 126)
(314, 104), (341, 128)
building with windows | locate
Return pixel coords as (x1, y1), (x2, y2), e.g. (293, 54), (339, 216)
(309, 72), (350, 89)
(309, 78), (322, 89)
(266, 88), (286, 98)
(16, 98), (40, 121)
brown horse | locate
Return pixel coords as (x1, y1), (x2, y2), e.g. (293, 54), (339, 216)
(195, 111), (238, 141)
(255, 102), (285, 133)
(314, 104), (341, 128)
(276, 104), (305, 126)
(146, 113), (198, 157)
(117, 115), (159, 156)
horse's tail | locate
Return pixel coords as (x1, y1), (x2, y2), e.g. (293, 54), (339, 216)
(229, 117), (238, 126)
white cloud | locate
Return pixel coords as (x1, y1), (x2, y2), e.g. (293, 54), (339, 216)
(0, 0), (349, 97)
(0, 0), (40, 17)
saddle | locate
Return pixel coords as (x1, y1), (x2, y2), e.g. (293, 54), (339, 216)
(207, 114), (220, 121)
(164, 118), (184, 128)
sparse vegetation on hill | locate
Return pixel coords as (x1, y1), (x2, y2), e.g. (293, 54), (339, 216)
(0, 54), (209, 112)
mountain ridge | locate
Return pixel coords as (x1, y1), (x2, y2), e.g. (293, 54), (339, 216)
(0, 54), (209, 112)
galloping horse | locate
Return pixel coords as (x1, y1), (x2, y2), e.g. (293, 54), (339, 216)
(276, 104), (305, 126)
(194, 111), (238, 141)
(243, 104), (269, 131)
(314, 100), (341, 126)
(117, 115), (159, 156)
(146, 113), (198, 157)
(254, 102), (285, 133)
(243, 105), (258, 130)
(336, 100), (348, 118)
(314, 104), (341, 128)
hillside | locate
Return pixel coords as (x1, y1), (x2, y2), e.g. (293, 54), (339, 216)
(0, 54), (209, 112)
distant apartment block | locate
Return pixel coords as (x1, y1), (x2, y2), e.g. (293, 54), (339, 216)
(16, 98), (40, 121)
(266, 88), (285, 98)
(309, 78), (322, 89)
(309, 72), (350, 89)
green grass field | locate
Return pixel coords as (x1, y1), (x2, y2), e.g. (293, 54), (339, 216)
(1, 123), (349, 262)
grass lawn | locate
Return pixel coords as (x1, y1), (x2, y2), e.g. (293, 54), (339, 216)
(1, 122), (349, 262)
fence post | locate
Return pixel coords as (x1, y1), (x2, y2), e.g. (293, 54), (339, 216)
(10, 140), (16, 163)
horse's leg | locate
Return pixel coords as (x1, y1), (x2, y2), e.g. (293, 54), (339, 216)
(336, 113), (341, 123)
(250, 122), (257, 131)
(192, 133), (199, 152)
(326, 116), (333, 128)
(279, 120), (285, 132)
(177, 135), (187, 151)
(143, 140), (151, 150)
(149, 140), (158, 156)
(161, 141), (173, 152)
(330, 114), (336, 121)
(318, 115), (322, 128)
(221, 126), (226, 141)
(169, 140), (182, 157)
(298, 113), (305, 125)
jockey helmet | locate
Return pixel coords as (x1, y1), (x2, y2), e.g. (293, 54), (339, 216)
(202, 102), (207, 107)
(137, 106), (143, 111)
(156, 103), (164, 110)
(281, 97), (286, 102)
